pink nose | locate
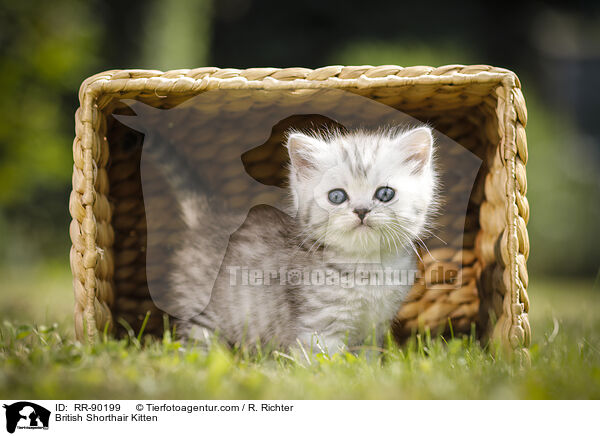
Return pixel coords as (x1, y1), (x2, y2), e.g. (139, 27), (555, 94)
(353, 208), (369, 222)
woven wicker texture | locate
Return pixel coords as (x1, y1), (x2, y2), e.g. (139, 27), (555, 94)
(71, 65), (530, 353)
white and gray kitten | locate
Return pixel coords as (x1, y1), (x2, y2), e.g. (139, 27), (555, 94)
(157, 126), (438, 353)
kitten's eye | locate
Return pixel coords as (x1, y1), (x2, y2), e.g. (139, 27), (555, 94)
(328, 189), (348, 204)
(375, 187), (395, 202)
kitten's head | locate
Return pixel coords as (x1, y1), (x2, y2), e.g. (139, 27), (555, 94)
(286, 126), (438, 258)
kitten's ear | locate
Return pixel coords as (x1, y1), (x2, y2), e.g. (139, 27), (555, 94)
(286, 132), (320, 174)
(398, 127), (434, 170)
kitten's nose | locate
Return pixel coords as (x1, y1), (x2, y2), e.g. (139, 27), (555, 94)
(353, 208), (370, 223)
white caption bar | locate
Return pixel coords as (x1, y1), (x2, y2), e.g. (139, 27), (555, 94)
(1, 400), (596, 435)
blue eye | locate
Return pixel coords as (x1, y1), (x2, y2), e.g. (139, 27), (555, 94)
(328, 189), (347, 204)
(375, 187), (395, 202)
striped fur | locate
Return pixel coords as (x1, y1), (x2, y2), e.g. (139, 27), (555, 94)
(153, 127), (438, 352)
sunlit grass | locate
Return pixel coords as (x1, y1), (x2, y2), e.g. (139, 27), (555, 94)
(0, 265), (599, 399)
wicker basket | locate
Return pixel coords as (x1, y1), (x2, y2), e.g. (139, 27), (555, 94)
(71, 65), (530, 352)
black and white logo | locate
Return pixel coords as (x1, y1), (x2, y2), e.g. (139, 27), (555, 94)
(2, 402), (50, 433)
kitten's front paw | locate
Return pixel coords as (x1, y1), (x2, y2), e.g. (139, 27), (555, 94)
(178, 323), (218, 352)
(295, 333), (347, 359)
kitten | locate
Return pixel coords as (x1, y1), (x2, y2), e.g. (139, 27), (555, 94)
(153, 126), (438, 353)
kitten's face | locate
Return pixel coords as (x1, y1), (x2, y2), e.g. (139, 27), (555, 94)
(287, 127), (437, 257)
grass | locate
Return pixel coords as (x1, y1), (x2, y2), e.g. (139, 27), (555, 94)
(1, 264), (599, 399)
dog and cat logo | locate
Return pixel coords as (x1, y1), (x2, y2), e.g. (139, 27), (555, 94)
(2, 402), (50, 433)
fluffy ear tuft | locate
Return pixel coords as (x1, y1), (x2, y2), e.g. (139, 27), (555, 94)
(286, 132), (321, 175)
(398, 127), (434, 171)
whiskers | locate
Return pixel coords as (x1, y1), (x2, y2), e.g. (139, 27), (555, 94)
(293, 225), (328, 256)
(374, 215), (442, 262)
(293, 215), (382, 257)
(291, 212), (442, 263)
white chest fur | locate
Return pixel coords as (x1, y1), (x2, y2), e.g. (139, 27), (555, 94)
(299, 254), (415, 349)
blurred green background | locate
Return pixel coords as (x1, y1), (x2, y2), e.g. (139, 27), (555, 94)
(0, 0), (598, 318)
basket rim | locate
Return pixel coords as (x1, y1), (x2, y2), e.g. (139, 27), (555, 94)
(78, 64), (521, 105)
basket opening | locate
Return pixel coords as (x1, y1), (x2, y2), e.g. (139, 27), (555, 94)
(101, 87), (500, 341)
